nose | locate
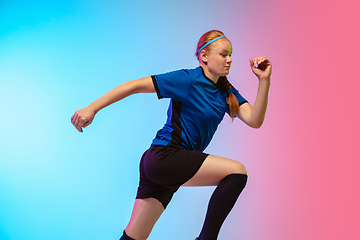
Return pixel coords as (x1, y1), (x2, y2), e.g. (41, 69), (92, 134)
(226, 55), (232, 64)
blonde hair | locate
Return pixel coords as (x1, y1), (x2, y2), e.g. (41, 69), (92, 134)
(196, 30), (239, 119)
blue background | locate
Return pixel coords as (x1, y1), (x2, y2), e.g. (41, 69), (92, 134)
(0, 1), (253, 239)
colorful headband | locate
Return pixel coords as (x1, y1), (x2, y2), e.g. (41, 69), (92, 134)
(197, 36), (227, 54)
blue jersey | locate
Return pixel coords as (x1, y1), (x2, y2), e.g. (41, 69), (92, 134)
(151, 67), (247, 152)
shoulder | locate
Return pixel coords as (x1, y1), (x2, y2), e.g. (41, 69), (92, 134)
(154, 67), (200, 78)
(152, 67), (202, 85)
(151, 67), (200, 100)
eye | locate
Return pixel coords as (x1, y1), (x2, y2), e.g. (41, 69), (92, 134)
(221, 53), (227, 58)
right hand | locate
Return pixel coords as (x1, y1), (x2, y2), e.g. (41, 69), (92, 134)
(249, 56), (272, 80)
(71, 106), (96, 132)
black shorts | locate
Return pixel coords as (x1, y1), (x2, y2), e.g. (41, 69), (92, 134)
(136, 144), (208, 209)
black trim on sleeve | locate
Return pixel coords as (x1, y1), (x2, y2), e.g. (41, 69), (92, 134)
(239, 100), (248, 106)
(151, 75), (162, 99)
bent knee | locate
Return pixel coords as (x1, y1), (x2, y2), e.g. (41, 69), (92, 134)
(233, 162), (247, 175)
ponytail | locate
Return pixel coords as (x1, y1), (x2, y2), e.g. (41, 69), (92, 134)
(218, 76), (239, 120)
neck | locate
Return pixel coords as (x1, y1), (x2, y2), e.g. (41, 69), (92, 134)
(200, 63), (219, 83)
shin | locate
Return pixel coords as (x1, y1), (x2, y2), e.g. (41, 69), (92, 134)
(198, 173), (248, 240)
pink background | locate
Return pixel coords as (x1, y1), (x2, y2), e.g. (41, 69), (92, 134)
(225, 1), (360, 239)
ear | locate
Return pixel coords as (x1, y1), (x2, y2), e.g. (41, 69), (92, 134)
(200, 50), (208, 63)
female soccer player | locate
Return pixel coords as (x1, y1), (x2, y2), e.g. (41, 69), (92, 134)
(71, 30), (272, 240)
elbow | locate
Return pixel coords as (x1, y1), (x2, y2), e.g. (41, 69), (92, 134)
(251, 124), (262, 129)
(128, 80), (141, 94)
(239, 117), (263, 129)
(249, 120), (264, 129)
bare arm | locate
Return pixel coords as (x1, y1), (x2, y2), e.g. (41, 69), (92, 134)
(71, 76), (155, 132)
(236, 56), (272, 129)
(87, 77), (155, 112)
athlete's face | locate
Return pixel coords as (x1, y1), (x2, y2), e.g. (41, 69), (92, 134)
(205, 39), (233, 77)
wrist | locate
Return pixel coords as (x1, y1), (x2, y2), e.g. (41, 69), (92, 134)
(87, 102), (100, 113)
(258, 76), (270, 81)
(258, 77), (271, 85)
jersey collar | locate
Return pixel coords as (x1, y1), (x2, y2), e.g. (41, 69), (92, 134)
(199, 66), (219, 88)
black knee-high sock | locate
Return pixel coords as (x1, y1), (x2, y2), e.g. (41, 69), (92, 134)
(119, 230), (135, 240)
(198, 173), (248, 240)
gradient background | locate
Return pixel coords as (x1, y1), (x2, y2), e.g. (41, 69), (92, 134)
(1, 0), (359, 239)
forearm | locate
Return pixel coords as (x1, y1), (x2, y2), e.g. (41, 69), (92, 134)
(87, 81), (134, 113)
(249, 78), (270, 128)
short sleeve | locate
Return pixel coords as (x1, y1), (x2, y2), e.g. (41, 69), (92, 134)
(231, 85), (248, 106)
(151, 69), (192, 100)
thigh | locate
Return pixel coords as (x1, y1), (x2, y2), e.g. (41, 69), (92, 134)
(182, 155), (247, 187)
(125, 198), (165, 240)
(142, 145), (207, 187)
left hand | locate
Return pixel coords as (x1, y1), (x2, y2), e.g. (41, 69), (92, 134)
(250, 56), (272, 80)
